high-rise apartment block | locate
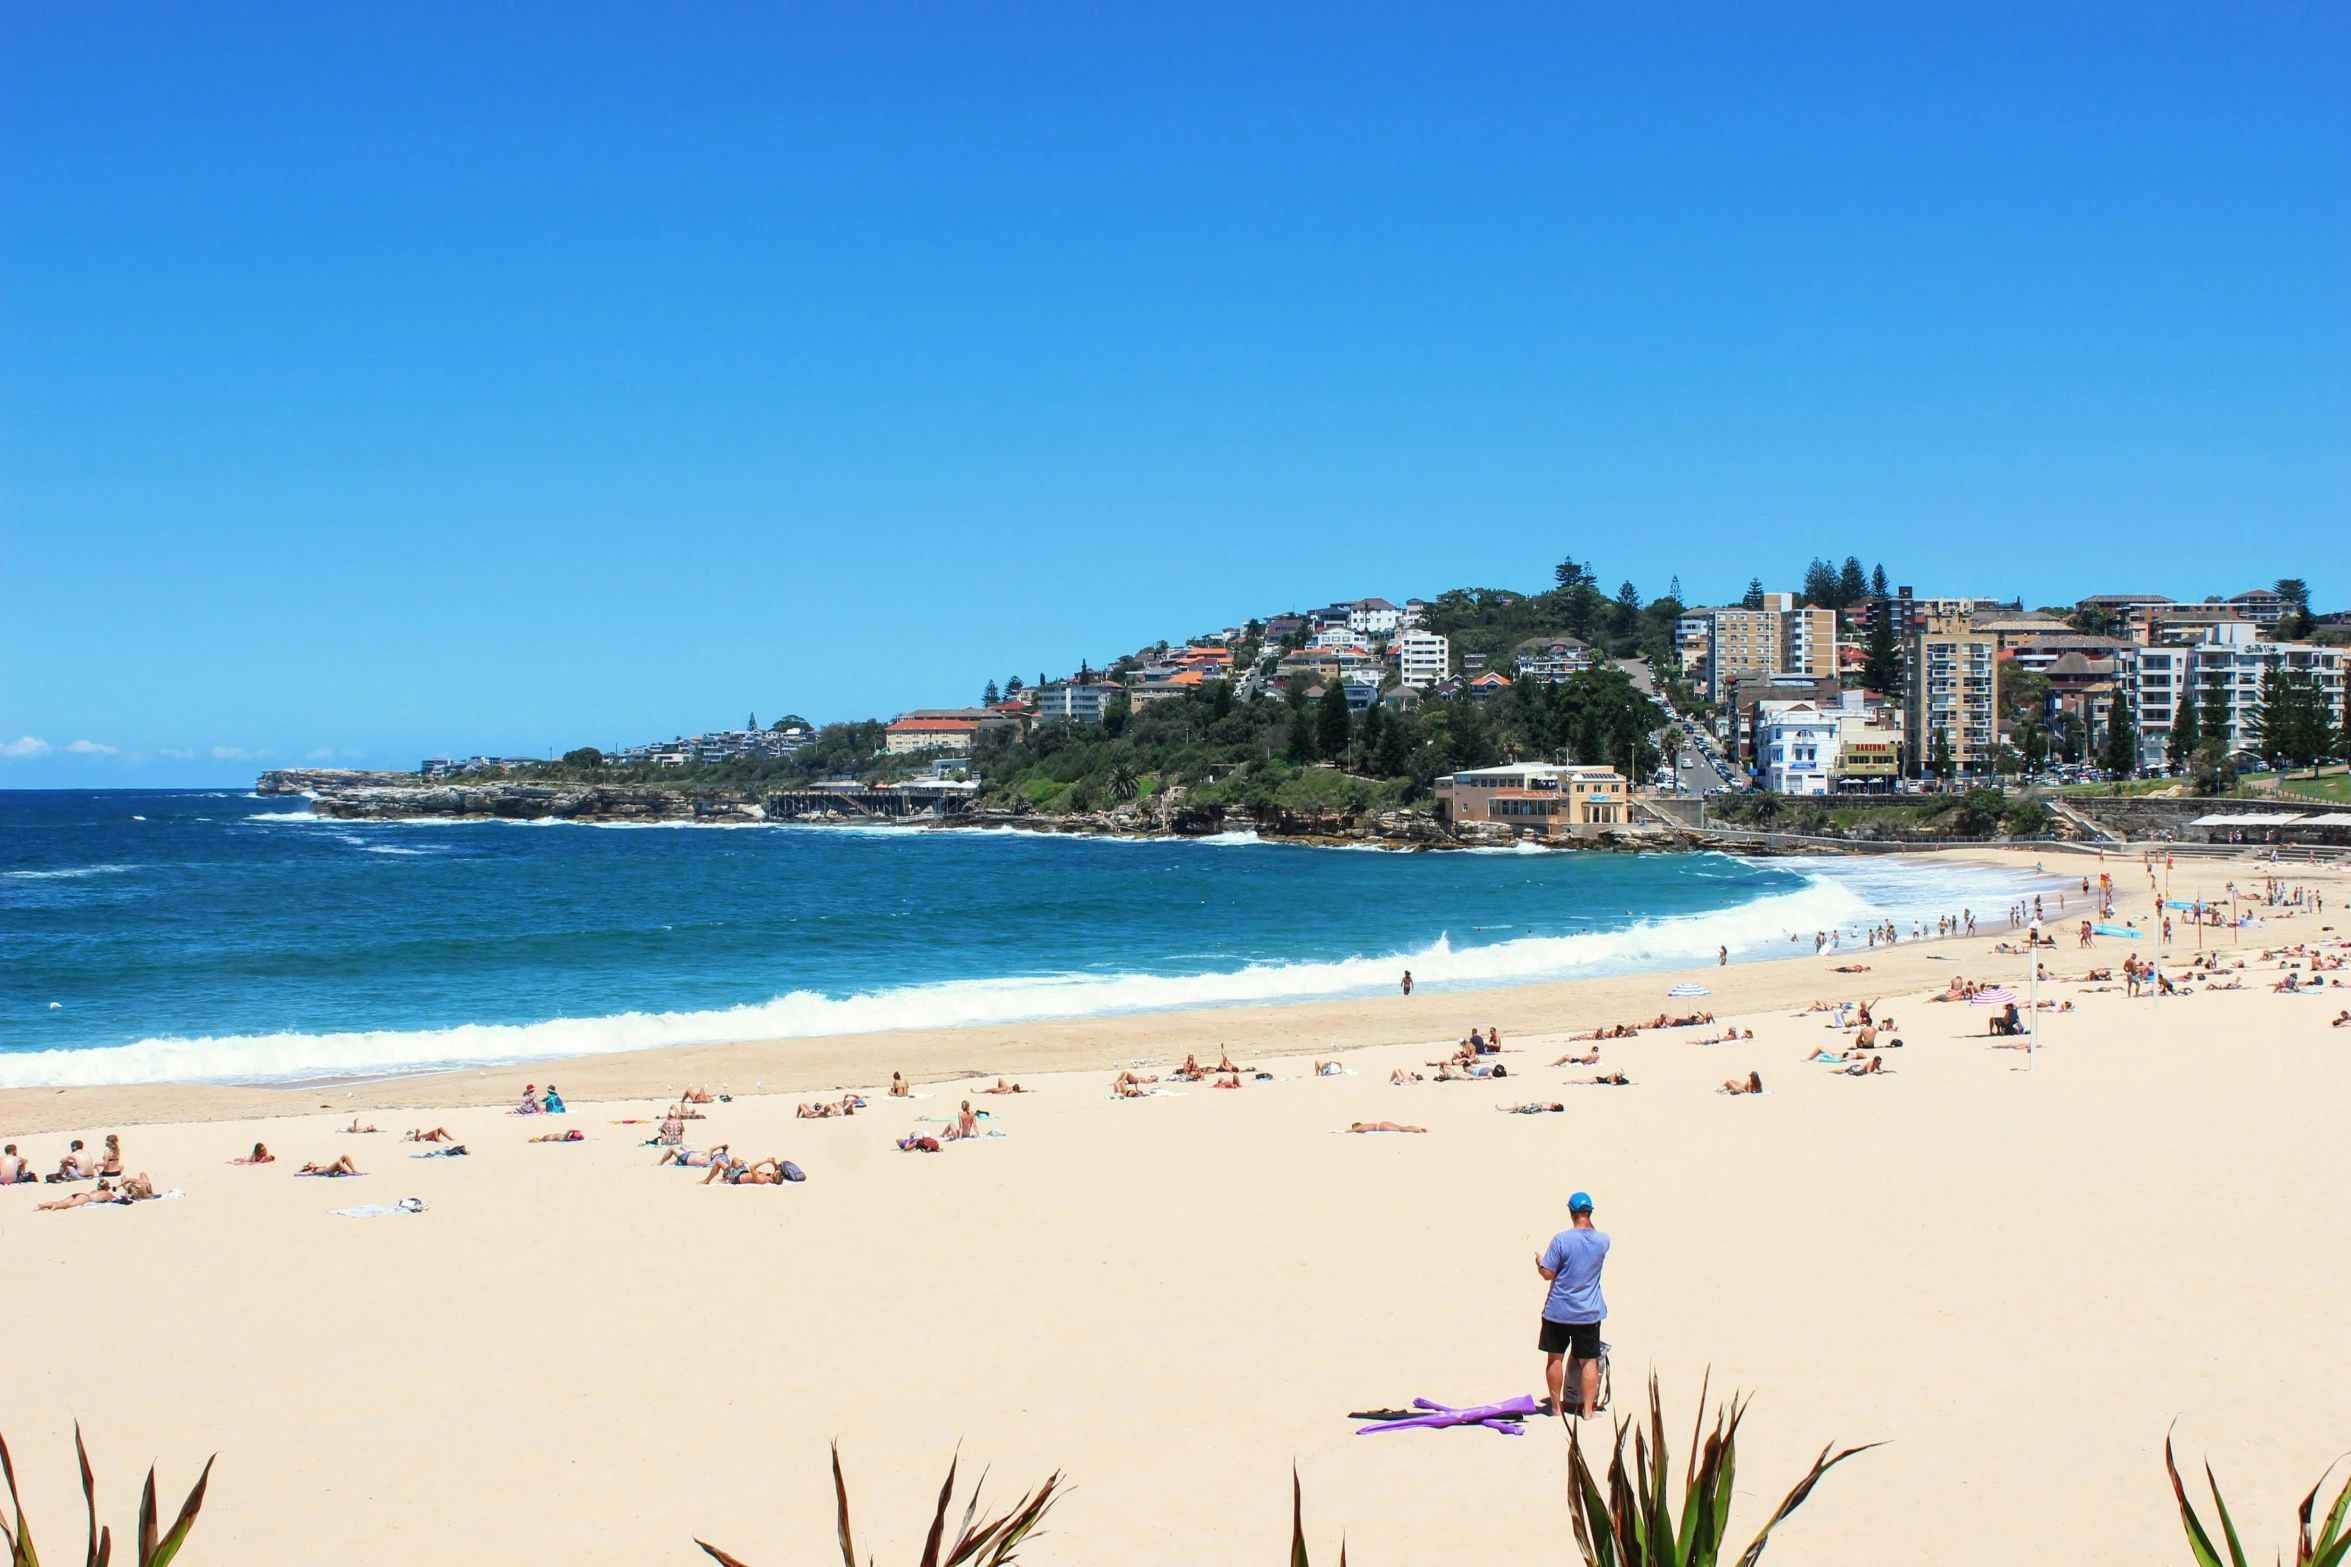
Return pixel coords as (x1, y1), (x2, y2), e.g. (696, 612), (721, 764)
(1903, 616), (1999, 777)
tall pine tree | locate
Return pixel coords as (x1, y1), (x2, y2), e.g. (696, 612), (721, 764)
(1316, 680), (1354, 765)
(2167, 682), (2201, 771)
(1869, 563), (1890, 599)
(1836, 557), (1869, 607)
(2103, 697), (2139, 778)
(1863, 602), (1901, 696)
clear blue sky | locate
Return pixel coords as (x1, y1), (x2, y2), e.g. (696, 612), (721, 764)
(4, 4), (2344, 784)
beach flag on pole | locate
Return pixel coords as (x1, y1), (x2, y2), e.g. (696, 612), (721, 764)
(1968, 987), (2018, 1006)
(1666, 983), (1710, 998)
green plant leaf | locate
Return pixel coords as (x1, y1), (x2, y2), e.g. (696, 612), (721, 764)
(918, 1456), (958, 1567)
(2299, 1457), (2351, 1567)
(137, 1457), (208, 1567)
(2206, 1462), (2251, 1567)
(1290, 1467), (1309, 1567)
(832, 1442), (857, 1567)
(2167, 1433), (2227, 1567)
(1732, 1439), (1884, 1567)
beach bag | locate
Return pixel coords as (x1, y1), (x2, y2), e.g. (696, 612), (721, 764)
(1560, 1344), (1612, 1416)
(1493, 1063), (1507, 1078)
(780, 1161), (806, 1182)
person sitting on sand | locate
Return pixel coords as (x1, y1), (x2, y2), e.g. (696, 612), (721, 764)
(298, 1155), (362, 1177)
(889, 1072), (911, 1097)
(406, 1127), (456, 1143)
(1171, 1054), (1206, 1081)
(2274, 973), (2303, 993)
(542, 1084), (566, 1113)
(943, 1101), (980, 1141)
(1721, 1072), (1764, 1095)
(1550, 1048), (1601, 1066)
(40, 1180), (121, 1210)
(1389, 1068), (1423, 1084)
(0, 1144), (27, 1185)
(98, 1134), (124, 1177)
(980, 1078), (1026, 1094)
(1488, 1025), (1503, 1051)
(1315, 1060), (1346, 1076)
(52, 1140), (97, 1182)
(1345, 1121), (1427, 1133)
(230, 1142), (275, 1165)
(529, 1129), (585, 1143)
(516, 1085), (542, 1115)
(651, 1113), (687, 1146)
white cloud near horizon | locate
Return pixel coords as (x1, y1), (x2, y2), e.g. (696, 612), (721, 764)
(66, 739), (119, 755)
(2, 736), (53, 758)
(210, 745), (254, 760)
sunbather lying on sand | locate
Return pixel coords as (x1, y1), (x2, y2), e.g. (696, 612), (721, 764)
(1389, 1068), (1423, 1084)
(980, 1078), (1027, 1093)
(1644, 1011), (1714, 1029)
(1315, 1060), (1346, 1076)
(1212, 1072), (1242, 1089)
(683, 1088), (714, 1105)
(529, 1129), (585, 1143)
(299, 1156), (362, 1177)
(344, 1120), (379, 1134)
(1213, 1051), (1239, 1073)
(40, 1179), (138, 1210)
(1832, 964), (1871, 973)
(659, 1144), (730, 1167)
(2331, 1009), (2350, 1028)
(1841, 1055), (1886, 1076)
(1346, 1121), (1427, 1133)
(796, 1098), (854, 1118)
(230, 1142), (274, 1165)
(1573, 1023), (1639, 1040)
(1721, 1072), (1764, 1095)
(1550, 1048), (1601, 1066)
(406, 1128), (455, 1143)
(1496, 1102), (1566, 1114)
(897, 1132), (943, 1151)
(1577, 1073), (1631, 1086)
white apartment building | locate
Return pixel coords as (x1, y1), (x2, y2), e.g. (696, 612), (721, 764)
(1396, 629), (1451, 690)
(1308, 626), (1372, 652)
(2126, 636), (2349, 769)
(1513, 636), (1592, 683)
(1031, 683), (1117, 724)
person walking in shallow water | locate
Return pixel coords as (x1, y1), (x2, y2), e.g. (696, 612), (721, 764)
(1400, 970), (1413, 997)
(1537, 1191), (1610, 1421)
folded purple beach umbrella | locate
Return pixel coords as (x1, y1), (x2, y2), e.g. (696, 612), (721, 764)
(1355, 1394), (1539, 1435)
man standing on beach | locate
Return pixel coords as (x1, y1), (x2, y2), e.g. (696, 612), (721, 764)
(1536, 1191), (1609, 1420)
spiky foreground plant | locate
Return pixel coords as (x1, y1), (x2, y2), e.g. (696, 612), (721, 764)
(1565, 1374), (1876, 1567)
(2167, 1429), (2351, 1567)
(697, 1443), (1060, 1567)
(1288, 1465), (1343, 1567)
(0, 1424), (212, 1567)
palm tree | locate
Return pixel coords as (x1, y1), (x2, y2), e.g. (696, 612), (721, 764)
(1108, 763), (1139, 802)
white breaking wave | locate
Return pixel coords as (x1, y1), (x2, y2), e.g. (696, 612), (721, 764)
(0, 855), (2052, 1088)
(5, 863), (136, 881)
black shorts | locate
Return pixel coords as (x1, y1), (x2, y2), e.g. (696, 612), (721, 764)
(1540, 1317), (1602, 1358)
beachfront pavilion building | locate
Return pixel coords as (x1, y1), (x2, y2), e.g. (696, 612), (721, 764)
(1433, 762), (1630, 840)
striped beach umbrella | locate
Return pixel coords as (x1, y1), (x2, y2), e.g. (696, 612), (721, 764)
(1666, 983), (1710, 998)
(1969, 987), (2018, 1006)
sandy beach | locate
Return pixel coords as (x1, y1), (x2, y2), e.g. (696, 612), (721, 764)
(5, 844), (2348, 1562)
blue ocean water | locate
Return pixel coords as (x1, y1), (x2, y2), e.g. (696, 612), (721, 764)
(2, 789), (2049, 1086)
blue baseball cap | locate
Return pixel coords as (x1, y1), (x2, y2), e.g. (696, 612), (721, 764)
(1568, 1191), (1594, 1214)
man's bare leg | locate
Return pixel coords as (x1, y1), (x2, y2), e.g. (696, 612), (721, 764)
(1578, 1356), (1601, 1420)
(1546, 1352), (1567, 1419)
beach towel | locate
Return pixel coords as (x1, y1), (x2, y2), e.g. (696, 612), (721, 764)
(333, 1197), (427, 1218)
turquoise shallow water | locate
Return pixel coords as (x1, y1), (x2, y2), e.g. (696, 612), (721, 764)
(0, 789), (2046, 1085)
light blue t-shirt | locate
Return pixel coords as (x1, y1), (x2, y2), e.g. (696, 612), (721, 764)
(1541, 1227), (1610, 1323)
